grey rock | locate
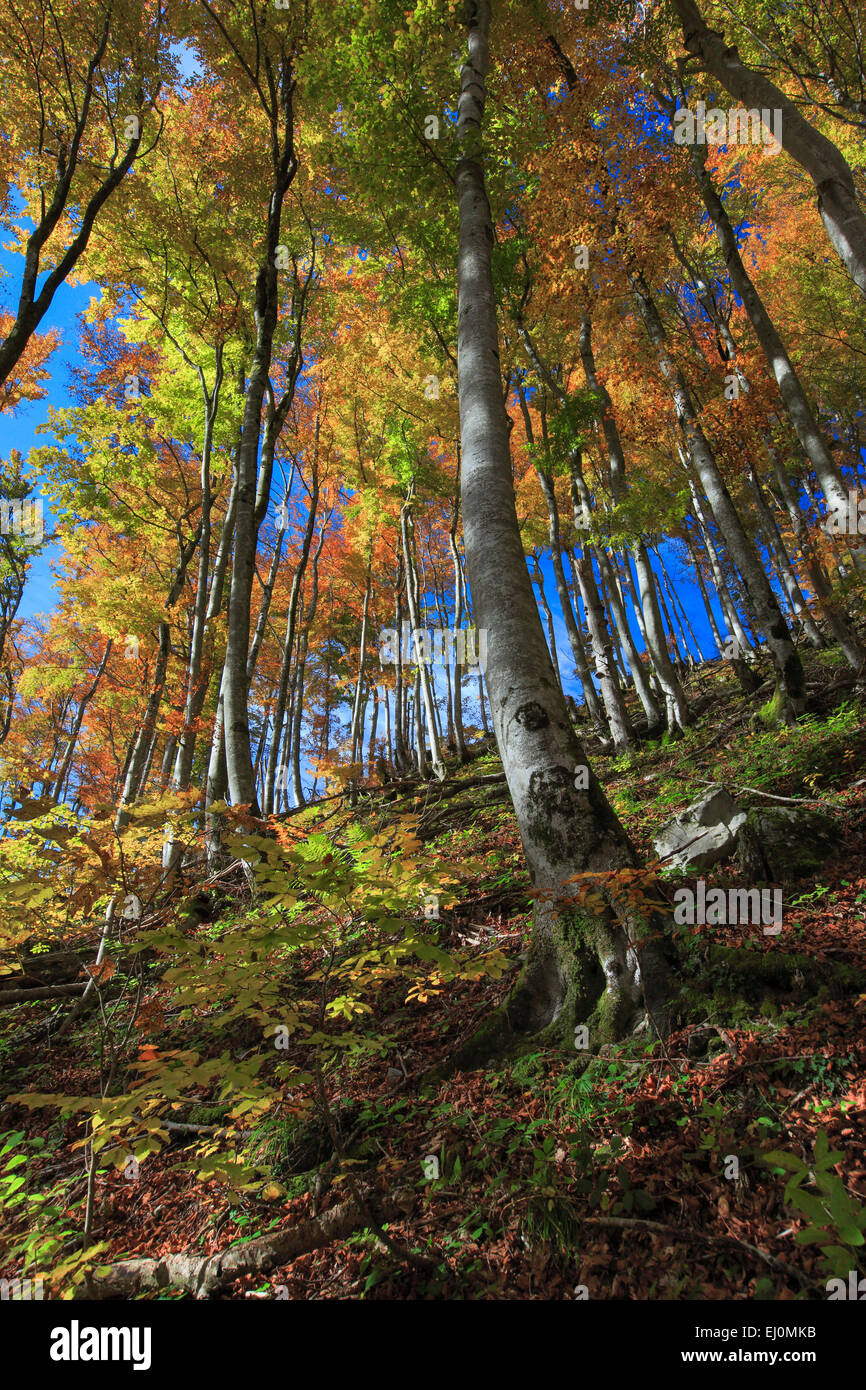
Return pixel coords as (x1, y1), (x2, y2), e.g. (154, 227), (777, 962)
(653, 783), (746, 871)
(736, 805), (838, 882)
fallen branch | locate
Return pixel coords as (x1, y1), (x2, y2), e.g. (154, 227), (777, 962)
(0, 982), (88, 1006)
(76, 1187), (418, 1299)
(696, 778), (826, 806)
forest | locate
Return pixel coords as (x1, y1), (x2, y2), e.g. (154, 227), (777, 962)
(1, 0), (865, 1338)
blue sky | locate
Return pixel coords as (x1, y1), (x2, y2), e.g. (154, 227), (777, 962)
(0, 246), (96, 620)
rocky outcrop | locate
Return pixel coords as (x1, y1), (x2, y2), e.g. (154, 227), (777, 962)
(653, 784), (746, 871)
(736, 806), (838, 882)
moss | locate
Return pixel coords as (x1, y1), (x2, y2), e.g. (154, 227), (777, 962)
(682, 944), (866, 1024)
(187, 1103), (231, 1125)
(757, 686), (788, 729)
(737, 805), (837, 882)
(678, 986), (754, 1025)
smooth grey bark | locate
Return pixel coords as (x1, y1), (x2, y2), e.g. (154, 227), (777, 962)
(221, 51), (299, 812)
(205, 671), (228, 869)
(747, 465), (826, 650)
(633, 540), (691, 729)
(671, 0), (866, 300)
(400, 492), (446, 779)
(367, 683), (380, 772)
(686, 529), (724, 651)
(453, 0), (671, 1048)
(477, 668), (490, 735)
(247, 508), (288, 686)
(516, 385), (608, 735)
(595, 546), (662, 729)
(289, 517), (327, 806)
(563, 430), (660, 731)
(159, 355), (227, 872)
(566, 457), (634, 750)
(653, 546), (705, 663)
(679, 136), (855, 517)
(569, 538), (633, 749)
(686, 477), (752, 657)
(527, 318), (661, 730)
(348, 561), (372, 784)
(263, 466), (319, 814)
(537, 466), (611, 739)
(631, 271), (804, 714)
(411, 668), (425, 776)
(448, 495), (468, 761)
(115, 623), (170, 833)
(47, 641), (113, 801)
(652, 555), (687, 665)
(616, 551), (647, 646)
(684, 525), (760, 692)
(772, 459), (865, 668)
(529, 552), (563, 689)
(391, 567), (410, 773)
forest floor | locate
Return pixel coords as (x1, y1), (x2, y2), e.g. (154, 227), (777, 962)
(2, 646), (866, 1300)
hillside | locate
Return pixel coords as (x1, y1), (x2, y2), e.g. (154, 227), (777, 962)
(3, 649), (865, 1305)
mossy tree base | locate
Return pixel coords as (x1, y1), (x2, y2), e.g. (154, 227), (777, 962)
(442, 899), (676, 1074)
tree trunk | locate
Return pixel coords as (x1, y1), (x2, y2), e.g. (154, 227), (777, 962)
(263, 469), (319, 814)
(529, 553), (563, 690)
(453, 0), (672, 1049)
(671, 0), (866, 300)
(47, 641), (113, 801)
(222, 66), (298, 811)
(400, 494), (446, 779)
(631, 271), (804, 715)
(448, 504), (469, 761)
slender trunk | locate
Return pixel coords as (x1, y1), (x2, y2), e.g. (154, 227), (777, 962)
(477, 668), (490, 735)
(633, 542), (691, 729)
(687, 481), (753, 657)
(776, 462), (865, 667)
(530, 553), (563, 690)
(115, 624), (170, 832)
(172, 352), (225, 792)
(400, 494), (446, 778)
(595, 545), (661, 728)
(671, 0), (866, 301)
(748, 466), (825, 649)
(222, 70), (299, 810)
(348, 562), (372, 790)
(290, 521), (326, 806)
(681, 137), (854, 512)
(392, 570), (410, 772)
(453, 0), (670, 1046)
(632, 271), (803, 714)
(263, 469), (319, 813)
(448, 496), (468, 761)
(654, 547), (705, 663)
(47, 641), (113, 801)
(516, 358), (608, 735)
